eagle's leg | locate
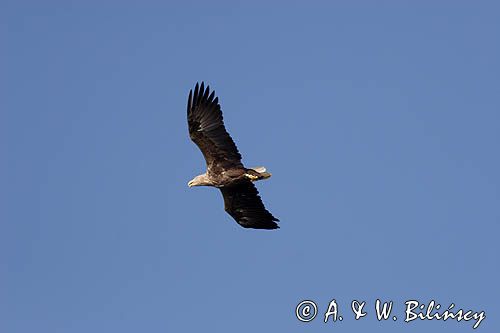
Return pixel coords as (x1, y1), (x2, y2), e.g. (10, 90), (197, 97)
(244, 168), (271, 181)
(245, 173), (260, 181)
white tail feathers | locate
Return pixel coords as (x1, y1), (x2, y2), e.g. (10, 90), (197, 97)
(250, 166), (271, 180)
(250, 166), (266, 173)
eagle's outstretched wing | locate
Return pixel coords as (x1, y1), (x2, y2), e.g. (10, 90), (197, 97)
(220, 182), (279, 229)
(187, 82), (243, 171)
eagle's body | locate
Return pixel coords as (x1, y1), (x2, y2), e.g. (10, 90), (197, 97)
(190, 167), (268, 188)
(187, 82), (279, 229)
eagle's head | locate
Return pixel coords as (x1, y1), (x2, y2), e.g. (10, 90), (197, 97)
(188, 173), (211, 187)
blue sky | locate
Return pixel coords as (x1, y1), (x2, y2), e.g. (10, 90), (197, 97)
(1, 1), (499, 332)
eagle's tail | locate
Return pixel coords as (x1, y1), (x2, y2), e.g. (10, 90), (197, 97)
(248, 166), (272, 180)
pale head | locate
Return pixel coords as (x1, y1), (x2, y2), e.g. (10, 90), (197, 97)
(188, 173), (211, 187)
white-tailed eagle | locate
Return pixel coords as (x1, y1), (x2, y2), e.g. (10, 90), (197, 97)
(187, 82), (279, 230)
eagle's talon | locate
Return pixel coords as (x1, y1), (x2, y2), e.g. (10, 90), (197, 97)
(245, 174), (259, 181)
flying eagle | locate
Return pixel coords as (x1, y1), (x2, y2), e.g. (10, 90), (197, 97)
(187, 82), (279, 229)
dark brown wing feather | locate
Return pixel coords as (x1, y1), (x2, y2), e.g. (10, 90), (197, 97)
(187, 82), (243, 171)
(220, 181), (279, 229)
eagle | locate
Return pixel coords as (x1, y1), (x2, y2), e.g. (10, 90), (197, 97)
(187, 82), (280, 229)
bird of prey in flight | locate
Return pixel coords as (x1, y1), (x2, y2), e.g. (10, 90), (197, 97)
(187, 82), (279, 229)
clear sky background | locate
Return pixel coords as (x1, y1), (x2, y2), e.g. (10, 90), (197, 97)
(1, 1), (499, 332)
